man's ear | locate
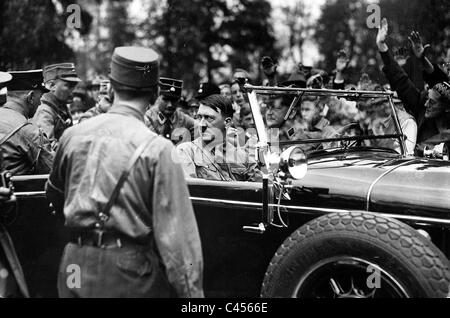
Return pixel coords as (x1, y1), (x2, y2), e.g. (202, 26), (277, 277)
(26, 91), (34, 104)
(46, 80), (56, 92)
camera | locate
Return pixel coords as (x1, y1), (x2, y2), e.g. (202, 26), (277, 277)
(236, 77), (247, 86)
(261, 56), (274, 69)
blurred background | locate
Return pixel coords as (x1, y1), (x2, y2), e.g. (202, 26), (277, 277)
(0, 0), (449, 92)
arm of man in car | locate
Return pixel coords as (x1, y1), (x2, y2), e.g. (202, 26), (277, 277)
(377, 18), (423, 120)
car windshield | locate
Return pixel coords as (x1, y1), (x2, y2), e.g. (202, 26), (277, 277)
(248, 87), (406, 156)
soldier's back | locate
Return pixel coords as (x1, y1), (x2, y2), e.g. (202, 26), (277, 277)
(57, 106), (172, 239)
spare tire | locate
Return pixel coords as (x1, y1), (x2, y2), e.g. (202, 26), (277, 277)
(261, 212), (450, 298)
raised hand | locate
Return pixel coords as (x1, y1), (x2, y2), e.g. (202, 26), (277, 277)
(408, 31), (431, 59)
(376, 18), (389, 51)
(336, 56), (348, 72)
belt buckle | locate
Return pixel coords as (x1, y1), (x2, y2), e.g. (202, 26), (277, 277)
(96, 230), (104, 248)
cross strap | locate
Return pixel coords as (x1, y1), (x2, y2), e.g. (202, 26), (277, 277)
(0, 122), (30, 147)
(99, 137), (159, 223)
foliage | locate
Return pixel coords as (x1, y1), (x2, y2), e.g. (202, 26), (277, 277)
(0, 0), (92, 70)
(314, 0), (450, 83)
(142, 0), (278, 91)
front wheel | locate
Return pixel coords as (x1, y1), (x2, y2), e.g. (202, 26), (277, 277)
(261, 212), (450, 298)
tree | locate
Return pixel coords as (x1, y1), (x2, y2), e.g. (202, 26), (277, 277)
(314, 0), (450, 83)
(142, 0), (278, 91)
(280, 1), (314, 65)
(0, 0), (92, 70)
(221, 0), (278, 77)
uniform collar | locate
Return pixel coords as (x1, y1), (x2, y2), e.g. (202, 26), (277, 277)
(109, 103), (145, 122)
(3, 96), (29, 118)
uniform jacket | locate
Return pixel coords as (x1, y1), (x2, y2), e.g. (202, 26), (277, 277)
(145, 106), (196, 144)
(32, 92), (73, 141)
(0, 99), (54, 175)
(46, 104), (203, 297)
(78, 106), (102, 122)
(176, 137), (261, 182)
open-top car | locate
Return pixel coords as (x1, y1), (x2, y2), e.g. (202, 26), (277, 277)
(7, 85), (450, 298)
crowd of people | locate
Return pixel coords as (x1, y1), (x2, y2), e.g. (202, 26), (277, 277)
(0, 17), (449, 298)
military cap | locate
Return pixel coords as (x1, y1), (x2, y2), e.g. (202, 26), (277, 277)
(281, 64), (313, 88)
(196, 82), (220, 100)
(8, 69), (48, 91)
(110, 46), (159, 90)
(0, 71), (12, 105)
(43, 63), (81, 83)
(99, 79), (111, 95)
(188, 98), (200, 108)
(0, 71), (12, 88)
(159, 77), (183, 99)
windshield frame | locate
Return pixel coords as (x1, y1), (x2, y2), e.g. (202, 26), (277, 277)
(245, 85), (407, 156)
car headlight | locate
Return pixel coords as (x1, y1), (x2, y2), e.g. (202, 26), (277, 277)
(279, 146), (308, 180)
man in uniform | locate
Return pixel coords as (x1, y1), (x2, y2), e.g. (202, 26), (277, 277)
(32, 63), (81, 141)
(78, 79), (113, 123)
(145, 77), (196, 145)
(265, 94), (306, 145)
(177, 94), (260, 181)
(46, 46), (203, 298)
(0, 70), (54, 175)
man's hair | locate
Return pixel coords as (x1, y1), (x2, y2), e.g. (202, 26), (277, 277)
(239, 103), (252, 118)
(110, 78), (158, 100)
(267, 94), (295, 108)
(201, 94), (234, 118)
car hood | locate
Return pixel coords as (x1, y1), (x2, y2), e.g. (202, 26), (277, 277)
(290, 150), (450, 215)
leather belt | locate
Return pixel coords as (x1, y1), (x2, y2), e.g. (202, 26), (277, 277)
(69, 229), (148, 249)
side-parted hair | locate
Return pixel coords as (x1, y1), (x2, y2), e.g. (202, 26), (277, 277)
(201, 94), (234, 118)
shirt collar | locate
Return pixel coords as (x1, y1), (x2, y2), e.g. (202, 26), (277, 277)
(3, 96), (28, 118)
(109, 103), (145, 122)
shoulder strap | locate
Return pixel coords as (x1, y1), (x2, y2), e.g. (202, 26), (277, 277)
(0, 122), (30, 147)
(100, 137), (158, 221)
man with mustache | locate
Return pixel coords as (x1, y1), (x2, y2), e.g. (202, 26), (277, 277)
(176, 94), (260, 181)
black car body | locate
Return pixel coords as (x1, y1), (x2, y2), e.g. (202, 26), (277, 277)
(6, 86), (450, 298)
